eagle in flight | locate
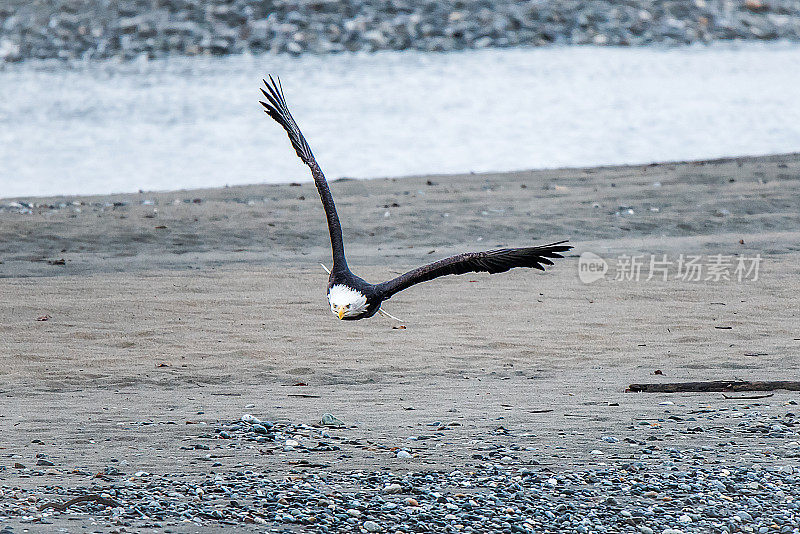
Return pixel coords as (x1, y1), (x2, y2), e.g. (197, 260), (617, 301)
(260, 76), (571, 321)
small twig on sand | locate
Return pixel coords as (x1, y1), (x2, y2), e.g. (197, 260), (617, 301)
(627, 380), (800, 393)
(40, 494), (121, 512)
(723, 393), (774, 400)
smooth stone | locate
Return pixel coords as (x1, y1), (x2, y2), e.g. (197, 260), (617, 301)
(321, 413), (344, 427)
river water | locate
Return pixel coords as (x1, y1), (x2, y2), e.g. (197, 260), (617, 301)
(1, 43), (799, 198)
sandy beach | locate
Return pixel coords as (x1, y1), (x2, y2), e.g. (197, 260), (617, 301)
(1, 154), (799, 531)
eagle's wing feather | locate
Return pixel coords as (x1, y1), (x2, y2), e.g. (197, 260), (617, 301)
(260, 76), (347, 268)
(376, 241), (572, 300)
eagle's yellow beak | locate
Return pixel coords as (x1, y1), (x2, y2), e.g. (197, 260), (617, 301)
(338, 306), (346, 320)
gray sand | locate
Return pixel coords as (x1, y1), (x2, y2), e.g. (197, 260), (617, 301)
(1, 155), (799, 531)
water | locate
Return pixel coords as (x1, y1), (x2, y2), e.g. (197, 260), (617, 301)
(1, 43), (799, 198)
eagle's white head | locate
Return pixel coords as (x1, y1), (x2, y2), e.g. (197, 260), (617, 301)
(328, 284), (369, 320)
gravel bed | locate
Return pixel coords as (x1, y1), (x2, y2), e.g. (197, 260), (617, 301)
(2, 0), (800, 62)
(2, 463), (800, 533)
(2, 401), (799, 532)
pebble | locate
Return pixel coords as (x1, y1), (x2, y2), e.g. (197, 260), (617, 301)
(381, 484), (402, 494)
(320, 413), (344, 428)
(363, 520), (382, 532)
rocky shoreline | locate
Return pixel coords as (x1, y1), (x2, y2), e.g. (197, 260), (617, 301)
(2, 0), (800, 62)
(2, 403), (799, 533)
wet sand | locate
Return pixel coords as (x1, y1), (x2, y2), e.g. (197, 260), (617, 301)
(1, 154), (799, 530)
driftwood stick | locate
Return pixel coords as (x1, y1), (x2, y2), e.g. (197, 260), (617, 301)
(40, 494), (121, 512)
(626, 380), (800, 393)
(723, 393), (774, 400)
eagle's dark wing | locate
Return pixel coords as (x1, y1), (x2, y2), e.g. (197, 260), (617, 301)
(260, 76), (347, 269)
(375, 241), (572, 300)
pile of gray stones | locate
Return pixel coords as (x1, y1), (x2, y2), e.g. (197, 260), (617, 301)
(2, 402), (799, 533)
(2, 0), (800, 62)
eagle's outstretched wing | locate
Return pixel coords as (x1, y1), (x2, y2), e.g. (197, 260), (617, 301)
(375, 241), (572, 300)
(260, 76), (347, 269)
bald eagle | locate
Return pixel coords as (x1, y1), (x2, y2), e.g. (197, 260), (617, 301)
(260, 76), (571, 321)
